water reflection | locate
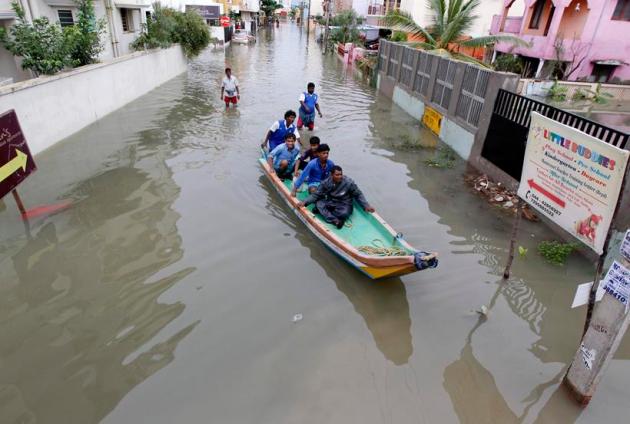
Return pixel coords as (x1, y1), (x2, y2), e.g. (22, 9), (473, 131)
(0, 106), (196, 423)
(259, 176), (413, 365)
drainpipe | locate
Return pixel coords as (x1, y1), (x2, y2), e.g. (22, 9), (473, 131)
(104, 0), (120, 58)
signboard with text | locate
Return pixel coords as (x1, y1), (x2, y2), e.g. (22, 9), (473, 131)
(0, 110), (36, 200)
(517, 113), (629, 254)
(602, 261), (630, 311)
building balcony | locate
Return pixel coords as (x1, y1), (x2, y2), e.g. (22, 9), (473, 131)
(490, 14), (522, 35)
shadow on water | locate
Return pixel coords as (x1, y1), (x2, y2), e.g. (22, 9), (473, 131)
(258, 175), (413, 366)
(0, 97), (199, 423)
(442, 281), (584, 424)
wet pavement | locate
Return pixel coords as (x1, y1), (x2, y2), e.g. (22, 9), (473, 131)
(0, 24), (629, 423)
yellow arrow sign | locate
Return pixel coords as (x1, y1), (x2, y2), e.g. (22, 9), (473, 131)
(0, 148), (28, 182)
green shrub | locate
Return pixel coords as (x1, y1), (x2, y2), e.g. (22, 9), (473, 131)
(548, 79), (568, 101)
(65, 0), (107, 66)
(493, 54), (523, 74)
(390, 31), (407, 42)
(537, 240), (579, 265)
(132, 2), (210, 58)
(0, 2), (74, 75)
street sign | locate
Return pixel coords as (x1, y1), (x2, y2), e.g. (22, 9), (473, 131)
(220, 16), (230, 27)
(0, 110), (36, 200)
(517, 112), (629, 254)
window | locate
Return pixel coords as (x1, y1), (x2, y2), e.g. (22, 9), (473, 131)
(529, 0), (546, 29)
(612, 0), (630, 21)
(120, 8), (134, 32)
(57, 10), (74, 27)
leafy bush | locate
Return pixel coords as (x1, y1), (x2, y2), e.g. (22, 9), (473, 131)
(0, 2), (74, 75)
(329, 10), (363, 45)
(572, 88), (589, 101)
(537, 241), (579, 265)
(547, 79), (568, 101)
(132, 2), (210, 57)
(65, 0), (106, 66)
(493, 54), (523, 74)
(390, 31), (407, 42)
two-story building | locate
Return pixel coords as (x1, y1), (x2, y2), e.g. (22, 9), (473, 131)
(0, 0), (149, 84)
(491, 0), (630, 82)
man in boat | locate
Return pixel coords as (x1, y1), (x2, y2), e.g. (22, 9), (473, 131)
(220, 67), (240, 109)
(267, 133), (300, 180)
(293, 136), (320, 174)
(297, 166), (375, 229)
(291, 143), (334, 196)
(261, 110), (301, 151)
(297, 82), (322, 131)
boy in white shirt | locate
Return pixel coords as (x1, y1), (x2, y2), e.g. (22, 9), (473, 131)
(221, 67), (240, 109)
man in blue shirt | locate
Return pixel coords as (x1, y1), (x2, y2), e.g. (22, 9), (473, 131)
(261, 110), (301, 151)
(291, 144), (334, 196)
(267, 133), (300, 180)
(298, 82), (322, 131)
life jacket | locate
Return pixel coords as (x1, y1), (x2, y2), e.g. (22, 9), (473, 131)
(300, 92), (318, 115)
(269, 120), (296, 150)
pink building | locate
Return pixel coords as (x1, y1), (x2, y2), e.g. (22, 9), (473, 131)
(490, 0), (630, 82)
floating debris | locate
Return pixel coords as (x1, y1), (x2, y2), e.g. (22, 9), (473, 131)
(464, 173), (538, 222)
(292, 313), (303, 323)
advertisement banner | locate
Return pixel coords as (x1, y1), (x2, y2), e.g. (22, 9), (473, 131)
(0, 110), (36, 200)
(517, 113), (629, 254)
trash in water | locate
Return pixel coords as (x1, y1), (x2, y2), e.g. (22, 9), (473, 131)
(476, 305), (489, 317)
(292, 313), (303, 323)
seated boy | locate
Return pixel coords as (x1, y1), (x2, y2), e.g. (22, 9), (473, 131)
(268, 133), (300, 180)
(294, 136), (320, 174)
(291, 143), (334, 196)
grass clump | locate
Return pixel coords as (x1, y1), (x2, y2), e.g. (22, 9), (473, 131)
(537, 240), (579, 265)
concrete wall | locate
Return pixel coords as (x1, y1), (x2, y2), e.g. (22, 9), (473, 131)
(377, 40), (520, 161)
(0, 45), (187, 155)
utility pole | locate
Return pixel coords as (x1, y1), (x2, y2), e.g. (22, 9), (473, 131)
(306, 0), (311, 36)
(565, 229), (630, 405)
(323, 0), (332, 53)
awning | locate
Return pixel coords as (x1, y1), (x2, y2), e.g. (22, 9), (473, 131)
(114, 0), (150, 8)
(593, 59), (625, 66)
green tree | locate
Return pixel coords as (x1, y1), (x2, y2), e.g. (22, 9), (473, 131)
(329, 10), (363, 45)
(0, 2), (74, 75)
(261, 0), (282, 18)
(173, 10), (211, 57)
(65, 0), (107, 66)
(384, 0), (527, 63)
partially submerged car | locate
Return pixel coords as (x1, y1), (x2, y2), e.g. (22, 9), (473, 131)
(232, 30), (255, 44)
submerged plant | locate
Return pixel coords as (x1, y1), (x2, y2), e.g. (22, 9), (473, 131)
(537, 240), (579, 265)
(548, 80), (568, 101)
(424, 145), (456, 168)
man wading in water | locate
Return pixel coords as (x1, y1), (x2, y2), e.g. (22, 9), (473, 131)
(221, 67), (240, 109)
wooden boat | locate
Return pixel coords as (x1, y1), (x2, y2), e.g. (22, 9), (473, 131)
(259, 156), (438, 279)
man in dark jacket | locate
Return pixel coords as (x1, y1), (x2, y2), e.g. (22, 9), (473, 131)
(297, 166), (375, 229)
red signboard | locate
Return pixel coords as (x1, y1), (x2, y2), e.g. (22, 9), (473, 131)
(0, 110), (36, 200)
(220, 16), (230, 27)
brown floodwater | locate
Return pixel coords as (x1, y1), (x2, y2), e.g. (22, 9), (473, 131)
(1, 24), (629, 423)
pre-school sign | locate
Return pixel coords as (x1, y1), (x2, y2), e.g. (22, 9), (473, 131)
(517, 112), (629, 255)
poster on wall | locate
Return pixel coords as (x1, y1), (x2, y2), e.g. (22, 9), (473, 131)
(517, 112), (630, 255)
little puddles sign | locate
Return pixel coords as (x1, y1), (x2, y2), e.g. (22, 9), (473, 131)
(518, 113), (630, 254)
(0, 110), (36, 199)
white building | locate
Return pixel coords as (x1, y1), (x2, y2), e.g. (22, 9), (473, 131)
(0, 0), (150, 83)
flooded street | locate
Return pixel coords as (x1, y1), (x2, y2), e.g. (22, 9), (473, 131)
(1, 24), (629, 423)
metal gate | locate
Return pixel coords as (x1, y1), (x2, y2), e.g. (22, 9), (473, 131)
(481, 89), (629, 180)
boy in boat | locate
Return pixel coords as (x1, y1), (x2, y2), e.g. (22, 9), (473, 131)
(220, 67), (240, 109)
(268, 133), (300, 180)
(291, 143), (334, 196)
(293, 136), (320, 174)
(297, 166), (375, 229)
(297, 82), (322, 131)
(261, 110), (301, 151)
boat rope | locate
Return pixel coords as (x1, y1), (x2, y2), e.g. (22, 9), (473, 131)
(358, 238), (409, 257)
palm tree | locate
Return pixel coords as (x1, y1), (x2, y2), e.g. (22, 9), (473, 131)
(260, 0), (283, 20)
(384, 0), (528, 63)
